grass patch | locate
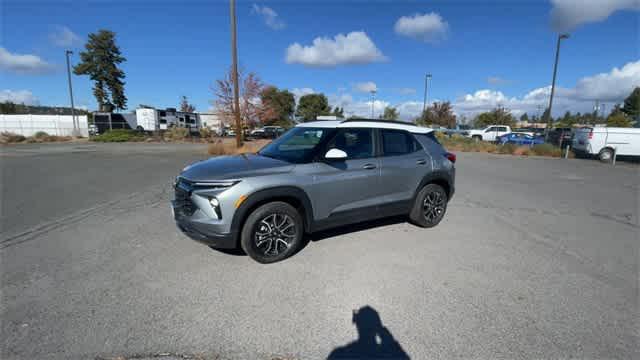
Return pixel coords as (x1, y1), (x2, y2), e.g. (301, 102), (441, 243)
(1, 132), (27, 144)
(92, 129), (146, 142)
(530, 143), (563, 157)
(436, 132), (565, 158)
(163, 127), (190, 141)
(207, 139), (269, 156)
(1, 131), (74, 144)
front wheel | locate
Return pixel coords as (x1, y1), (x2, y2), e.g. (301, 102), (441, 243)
(472, 135), (482, 142)
(240, 202), (303, 263)
(409, 184), (448, 228)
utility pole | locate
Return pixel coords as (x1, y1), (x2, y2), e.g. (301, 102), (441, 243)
(370, 90), (376, 118)
(65, 50), (78, 135)
(422, 73), (432, 118)
(544, 34), (569, 141)
(230, 0), (242, 147)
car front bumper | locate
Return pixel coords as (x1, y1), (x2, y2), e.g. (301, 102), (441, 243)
(172, 201), (236, 249)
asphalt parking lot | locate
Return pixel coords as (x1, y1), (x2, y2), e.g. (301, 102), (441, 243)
(1, 143), (638, 359)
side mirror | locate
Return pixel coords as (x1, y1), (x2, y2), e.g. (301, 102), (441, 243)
(324, 148), (347, 161)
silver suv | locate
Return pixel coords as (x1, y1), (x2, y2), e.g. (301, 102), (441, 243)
(172, 119), (456, 263)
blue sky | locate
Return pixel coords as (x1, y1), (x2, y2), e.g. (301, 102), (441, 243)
(1, 0), (639, 120)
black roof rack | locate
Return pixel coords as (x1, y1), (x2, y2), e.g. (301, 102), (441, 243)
(340, 118), (416, 126)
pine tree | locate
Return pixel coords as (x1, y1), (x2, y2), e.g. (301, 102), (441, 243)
(74, 30), (127, 111)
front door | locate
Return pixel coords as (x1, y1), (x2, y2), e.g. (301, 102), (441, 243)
(309, 127), (380, 222)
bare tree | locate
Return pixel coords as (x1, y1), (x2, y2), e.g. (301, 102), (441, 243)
(213, 67), (264, 128)
(179, 96), (196, 113)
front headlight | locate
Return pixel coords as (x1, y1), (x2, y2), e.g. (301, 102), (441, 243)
(193, 180), (241, 189)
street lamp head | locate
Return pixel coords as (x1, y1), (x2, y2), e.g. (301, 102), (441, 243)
(559, 34), (570, 40)
(66, 50), (73, 55)
(426, 73), (432, 79)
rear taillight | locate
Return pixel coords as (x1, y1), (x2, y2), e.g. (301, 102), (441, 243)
(445, 152), (456, 163)
(588, 130), (593, 139)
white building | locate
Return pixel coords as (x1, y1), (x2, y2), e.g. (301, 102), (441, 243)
(0, 114), (89, 137)
(198, 113), (224, 133)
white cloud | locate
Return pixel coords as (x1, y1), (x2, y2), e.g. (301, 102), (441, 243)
(487, 76), (509, 85)
(353, 81), (377, 93)
(396, 87), (417, 95)
(0, 47), (55, 75)
(49, 26), (81, 47)
(0, 90), (40, 105)
(550, 0), (640, 31)
(251, 4), (285, 30)
(453, 60), (640, 117)
(570, 60), (640, 101)
(285, 31), (387, 67)
(394, 12), (449, 43)
(291, 87), (316, 100)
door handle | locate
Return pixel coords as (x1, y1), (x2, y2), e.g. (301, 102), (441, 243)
(416, 159), (427, 165)
(362, 163), (377, 170)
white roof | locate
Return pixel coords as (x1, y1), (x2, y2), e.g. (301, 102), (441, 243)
(297, 120), (433, 134)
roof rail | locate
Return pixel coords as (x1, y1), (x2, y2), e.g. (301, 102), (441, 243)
(340, 118), (416, 126)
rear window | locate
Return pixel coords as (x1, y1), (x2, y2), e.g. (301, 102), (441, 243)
(381, 130), (422, 156)
(414, 132), (446, 154)
(425, 132), (441, 145)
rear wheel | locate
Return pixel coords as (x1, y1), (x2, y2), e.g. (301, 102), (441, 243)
(598, 148), (614, 163)
(410, 184), (448, 228)
(240, 202), (303, 263)
(472, 135), (482, 142)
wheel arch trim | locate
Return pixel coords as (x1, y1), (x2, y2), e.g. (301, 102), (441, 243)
(229, 186), (314, 245)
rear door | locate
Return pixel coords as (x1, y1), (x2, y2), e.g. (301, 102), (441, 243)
(377, 129), (430, 208)
(572, 127), (591, 152)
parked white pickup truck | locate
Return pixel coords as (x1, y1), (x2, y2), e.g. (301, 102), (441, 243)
(467, 125), (512, 142)
(572, 126), (640, 162)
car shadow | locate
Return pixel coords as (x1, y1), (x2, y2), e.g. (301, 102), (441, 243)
(307, 215), (408, 243)
(327, 305), (410, 359)
(208, 215), (409, 257)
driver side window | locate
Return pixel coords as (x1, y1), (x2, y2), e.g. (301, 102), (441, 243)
(327, 128), (374, 160)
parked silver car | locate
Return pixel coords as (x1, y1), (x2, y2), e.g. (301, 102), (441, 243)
(172, 119), (456, 263)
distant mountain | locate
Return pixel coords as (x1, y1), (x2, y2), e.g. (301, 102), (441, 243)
(0, 102), (90, 115)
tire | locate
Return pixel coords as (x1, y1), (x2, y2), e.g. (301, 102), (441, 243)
(472, 135), (482, 142)
(409, 183), (448, 228)
(240, 201), (304, 264)
(598, 148), (614, 163)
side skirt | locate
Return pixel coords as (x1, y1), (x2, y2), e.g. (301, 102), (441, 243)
(310, 200), (412, 233)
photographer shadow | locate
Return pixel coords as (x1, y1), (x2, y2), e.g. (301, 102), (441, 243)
(328, 306), (410, 359)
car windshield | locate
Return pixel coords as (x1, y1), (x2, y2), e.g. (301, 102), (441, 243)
(258, 127), (334, 163)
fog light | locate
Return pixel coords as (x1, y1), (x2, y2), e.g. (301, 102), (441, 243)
(209, 197), (222, 219)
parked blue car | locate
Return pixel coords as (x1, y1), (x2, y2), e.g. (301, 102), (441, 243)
(497, 132), (545, 146)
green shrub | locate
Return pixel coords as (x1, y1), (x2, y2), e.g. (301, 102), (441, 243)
(92, 129), (145, 142)
(164, 127), (190, 141)
(531, 143), (562, 157)
(0, 132), (26, 143)
(496, 143), (517, 154)
(33, 131), (49, 138)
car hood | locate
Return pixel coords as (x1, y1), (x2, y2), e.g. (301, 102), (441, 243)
(179, 153), (294, 181)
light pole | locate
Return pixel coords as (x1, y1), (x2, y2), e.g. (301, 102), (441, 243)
(544, 34), (569, 141)
(230, 0), (242, 147)
(422, 73), (432, 117)
(370, 90), (376, 118)
(65, 50), (77, 135)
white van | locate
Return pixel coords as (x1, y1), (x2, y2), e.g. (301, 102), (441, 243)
(573, 126), (640, 162)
